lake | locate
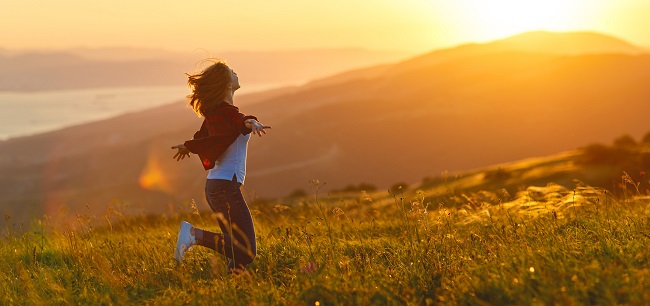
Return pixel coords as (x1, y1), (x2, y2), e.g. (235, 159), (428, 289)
(0, 83), (283, 140)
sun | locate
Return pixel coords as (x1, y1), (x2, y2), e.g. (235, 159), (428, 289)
(452, 0), (589, 40)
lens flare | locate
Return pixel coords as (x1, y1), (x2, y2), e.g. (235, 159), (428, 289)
(139, 152), (174, 193)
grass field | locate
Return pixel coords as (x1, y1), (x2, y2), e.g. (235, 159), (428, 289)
(2, 175), (650, 305)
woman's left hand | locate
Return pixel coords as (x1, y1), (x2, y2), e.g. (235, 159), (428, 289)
(246, 120), (271, 137)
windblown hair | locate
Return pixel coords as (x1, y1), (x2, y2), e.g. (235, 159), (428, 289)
(186, 60), (231, 116)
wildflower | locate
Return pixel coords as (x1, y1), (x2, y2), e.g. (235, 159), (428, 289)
(332, 207), (345, 219)
(190, 199), (200, 216)
(411, 201), (421, 211)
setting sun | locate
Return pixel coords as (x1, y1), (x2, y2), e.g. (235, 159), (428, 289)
(450, 0), (592, 41)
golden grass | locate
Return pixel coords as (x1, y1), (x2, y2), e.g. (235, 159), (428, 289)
(2, 177), (650, 305)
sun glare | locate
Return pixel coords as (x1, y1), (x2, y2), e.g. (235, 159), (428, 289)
(453, 0), (590, 40)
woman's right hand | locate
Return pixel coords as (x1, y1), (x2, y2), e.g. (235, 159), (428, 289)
(171, 144), (191, 161)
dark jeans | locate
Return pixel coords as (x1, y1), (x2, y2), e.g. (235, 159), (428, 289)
(202, 178), (257, 270)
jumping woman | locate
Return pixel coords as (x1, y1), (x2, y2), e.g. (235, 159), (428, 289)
(172, 60), (270, 273)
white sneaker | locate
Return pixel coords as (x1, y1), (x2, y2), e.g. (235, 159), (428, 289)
(175, 221), (196, 263)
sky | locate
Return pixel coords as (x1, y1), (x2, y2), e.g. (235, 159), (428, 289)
(1, 0), (650, 54)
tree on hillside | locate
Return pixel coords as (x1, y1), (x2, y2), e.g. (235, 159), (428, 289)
(613, 134), (636, 148)
(641, 131), (650, 145)
(580, 143), (629, 165)
(484, 167), (511, 181)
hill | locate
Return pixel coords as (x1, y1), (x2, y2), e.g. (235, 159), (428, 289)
(2, 31), (650, 226)
(240, 31), (650, 196)
(0, 48), (410, 91)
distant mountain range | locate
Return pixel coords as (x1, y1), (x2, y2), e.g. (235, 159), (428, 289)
(2, 31), (649, 228)
(0, 47), (410, 91)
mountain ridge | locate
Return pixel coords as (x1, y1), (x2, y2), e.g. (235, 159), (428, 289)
(304, 31), (646, 91)
(0, 48), (411, 91)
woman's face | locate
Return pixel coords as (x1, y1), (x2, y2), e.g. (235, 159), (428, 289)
(229, 68), (240, 91)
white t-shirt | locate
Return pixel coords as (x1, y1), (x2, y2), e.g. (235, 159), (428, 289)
(207, 133), (250, 183)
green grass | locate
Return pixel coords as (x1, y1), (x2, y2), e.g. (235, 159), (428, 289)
(2, 179), (650, 305)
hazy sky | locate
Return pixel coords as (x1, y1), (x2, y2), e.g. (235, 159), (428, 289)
(2, 0), (650, 53)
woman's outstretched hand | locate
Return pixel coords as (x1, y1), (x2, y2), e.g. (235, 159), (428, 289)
(171, 144), (191, 161)
(246, 119), (271, 137)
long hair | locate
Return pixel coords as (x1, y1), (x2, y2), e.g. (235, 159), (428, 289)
(186, 60), (231, 117)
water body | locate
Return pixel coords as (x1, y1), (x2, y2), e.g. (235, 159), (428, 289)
(0, 83), (282, 140)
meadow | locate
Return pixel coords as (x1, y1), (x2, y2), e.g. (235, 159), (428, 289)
(2, 170), (650, 305)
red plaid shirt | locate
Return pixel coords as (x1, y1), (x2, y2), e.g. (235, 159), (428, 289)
(184, 103), (257, 170)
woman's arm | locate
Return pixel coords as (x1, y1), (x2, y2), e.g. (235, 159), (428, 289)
(244, 119), (272, 137)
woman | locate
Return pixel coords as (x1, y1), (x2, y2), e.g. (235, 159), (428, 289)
(172, 60), (271, 273)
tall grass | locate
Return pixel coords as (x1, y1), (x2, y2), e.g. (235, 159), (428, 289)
(2, 178), (650, 305)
